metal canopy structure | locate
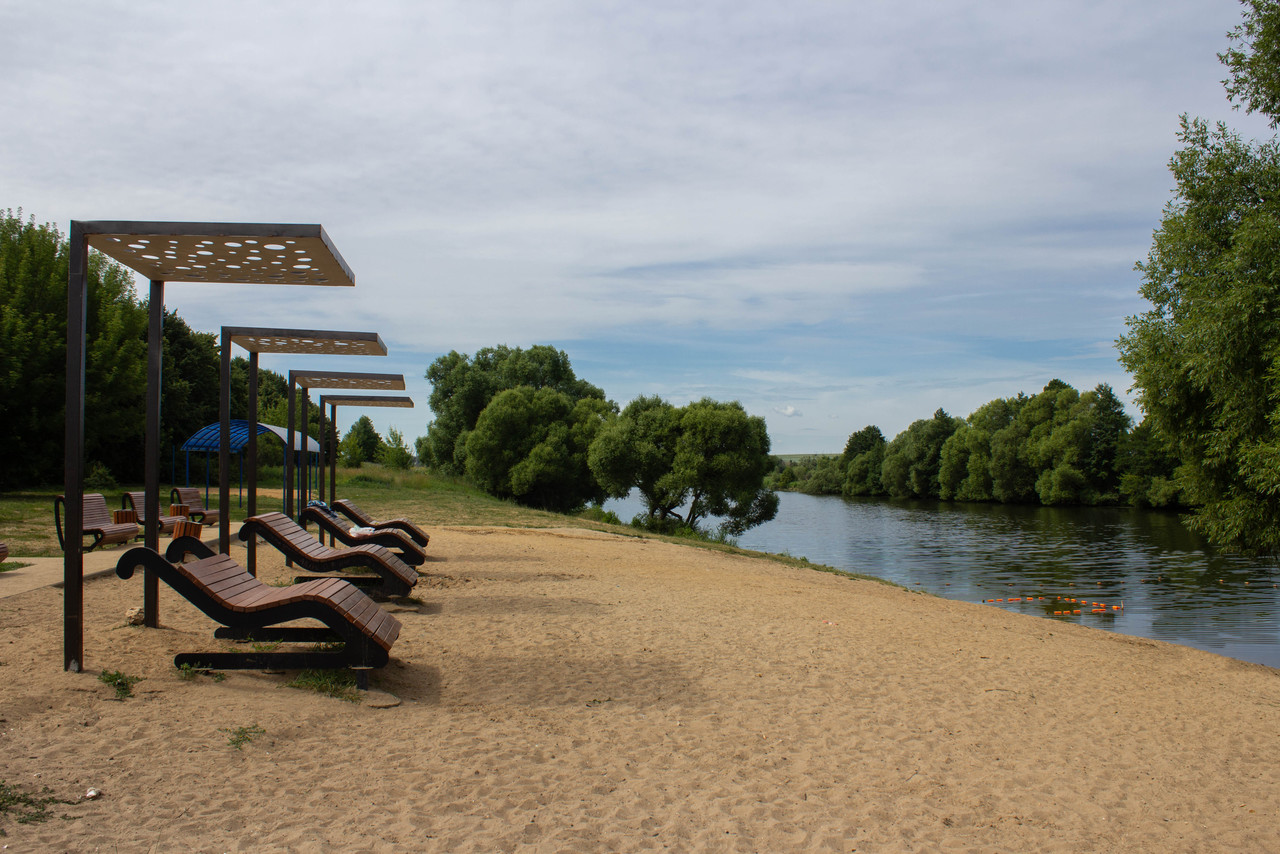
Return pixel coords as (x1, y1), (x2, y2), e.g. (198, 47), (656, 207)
(85, 222), (353, 285)
(182, 420), (319, 453)
(288, 373), (406, 520)
(64, 221), (354, 673)
(180, 420), (318, 512)
(318, 395), (415, 528)
(221, 327), (388, 565)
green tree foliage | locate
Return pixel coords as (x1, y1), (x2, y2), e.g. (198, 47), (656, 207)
(767, 456), (845, 495)
(589, 397), (778, 536)
(0, 211), (148, 486)
(1117, 116), (1280, 551)
(423, 345), (605, 473)
(842, 425), (887, 497)
(588, 396), (686, 519)
(879, 409), (961, 499)
(339, 415), (382, 467)
(159, 311), (219, 461)
(377, 427), (414, 470)
(465, 387), (614, 512)
(939, 397), (1020, 501)
(1117, 418), (1183, 508)
(1220, 0), (1280, 127)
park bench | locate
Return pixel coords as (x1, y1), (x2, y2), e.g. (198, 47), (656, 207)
(54, 492), (140, 552)
(123, 491), (188, 537)
(170, 487), (220, 527)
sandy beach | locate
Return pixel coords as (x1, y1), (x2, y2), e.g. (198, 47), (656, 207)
(2, 526), (1278, 852)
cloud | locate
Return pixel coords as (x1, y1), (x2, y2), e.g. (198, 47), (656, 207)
(1, 0), (1268, 452)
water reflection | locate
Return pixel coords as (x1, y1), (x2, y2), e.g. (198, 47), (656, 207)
(606, 492), (1280, 667)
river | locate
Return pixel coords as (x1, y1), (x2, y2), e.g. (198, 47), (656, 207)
(606, 491), (1280, 668)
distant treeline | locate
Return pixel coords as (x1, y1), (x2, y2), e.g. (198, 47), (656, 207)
(768, 380), (1180, 508)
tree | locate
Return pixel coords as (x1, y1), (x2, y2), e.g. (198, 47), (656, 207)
(377, 427), (414, 470)
(340, 415), (382, 467)
(159, 311), (219, 462)
(423, 345), (605, 472)
(0, 211), (148, 486)
(1117, 418), (1184, 508)
(590, 397), (778, 536)
(1221, 0), (1280, 127)
(842, 425), (887, 497)
(465, 387), (614, 512)
(1117, 116), (1280, 551)
(879, 409), (961, 499)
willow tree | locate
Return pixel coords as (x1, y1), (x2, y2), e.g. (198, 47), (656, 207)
(1118, 118), (1280, 551)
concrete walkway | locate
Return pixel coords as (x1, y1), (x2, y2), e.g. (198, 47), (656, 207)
(0, 537), (223, 599)
(0, 548), (134, 598)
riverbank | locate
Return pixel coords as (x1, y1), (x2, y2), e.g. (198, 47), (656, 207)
(2, 525), (1277, 851)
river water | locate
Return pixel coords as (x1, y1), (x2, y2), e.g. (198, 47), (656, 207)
(606, 491), (1280, 668)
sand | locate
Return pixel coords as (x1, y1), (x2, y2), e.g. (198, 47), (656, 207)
(2, 526), (1278, 853)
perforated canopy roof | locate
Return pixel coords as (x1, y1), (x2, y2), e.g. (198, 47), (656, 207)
(319, 394), (415, 407)
(226, 327), (386, 356)
(293, 371), (405, 390)
(84, 221), (354, 286)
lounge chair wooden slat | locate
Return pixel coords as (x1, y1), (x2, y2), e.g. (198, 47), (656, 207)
(300, 505), (426, 566)
(237, 512), (418, 598)
(331, 499), (430, 547)
(115, 546), (401, 681)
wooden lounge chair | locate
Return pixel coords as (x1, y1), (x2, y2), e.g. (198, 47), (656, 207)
(170, 487), (220, 527)
(0, 542), (7, 563)
(300, 503), (426, 566)
(236, 512), (418, 598)
(123, 491), (188, 537)
(331, 499), (430, 548)
(115, 544), (400, 688)
(54, 493), (140, 552)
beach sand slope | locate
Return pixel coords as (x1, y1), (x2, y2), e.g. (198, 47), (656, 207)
(2, 526), (1277, 852)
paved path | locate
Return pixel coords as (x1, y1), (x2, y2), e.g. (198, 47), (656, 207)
(0, 549), (132, 598)
(0, 538), (213, 598)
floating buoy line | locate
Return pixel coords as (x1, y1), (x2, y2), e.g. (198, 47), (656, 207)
(982, 595), (1124, 616)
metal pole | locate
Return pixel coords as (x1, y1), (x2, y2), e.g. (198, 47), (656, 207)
(219, 328), (231, 554)
(300, 386), (311, 516)
(144, 280), (163, 627)
(63, 222), (87, 672)
(318, 398), (326, 504)
(285, 372), (296, 519)
(247, 351), (258, 575)
(329, 402), (338, 546)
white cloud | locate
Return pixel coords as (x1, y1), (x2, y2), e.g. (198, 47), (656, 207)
(0, 0), (1266, 451)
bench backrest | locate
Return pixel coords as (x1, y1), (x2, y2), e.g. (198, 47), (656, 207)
(83, 493), (113, 528)
(124, 491), (157, 521)
(172, 487), (209, 512)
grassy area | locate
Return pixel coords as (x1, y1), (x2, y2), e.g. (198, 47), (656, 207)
(0, 465), (887, 584)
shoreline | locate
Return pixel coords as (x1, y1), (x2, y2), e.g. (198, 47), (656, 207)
(2, 526), (1278, 851)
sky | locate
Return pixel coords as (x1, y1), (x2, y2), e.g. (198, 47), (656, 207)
(3, 0), (1275, 453)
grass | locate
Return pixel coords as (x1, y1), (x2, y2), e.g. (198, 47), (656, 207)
(176, 663), (225, 682)
(0, 779), (77, 829)
(0, 465), (888, 584)
(219, 724), (265, 750)
(98, 669), (141, 700)
(286, 668), (360, 702)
